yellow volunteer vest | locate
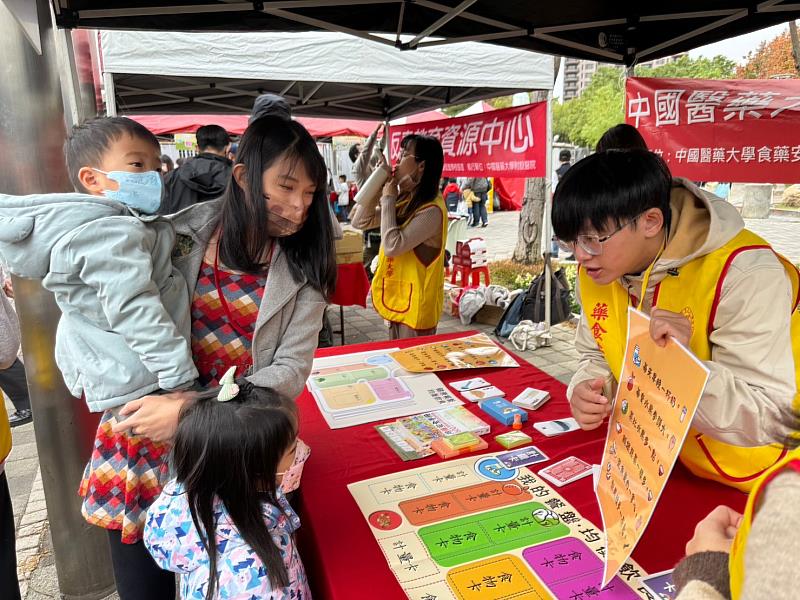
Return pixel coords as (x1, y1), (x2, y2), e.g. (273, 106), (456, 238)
(580, 229), (800, 492)
(729, 452), (800, 599)
(0, 411), (10, 464)
(371, 195), (448, 330)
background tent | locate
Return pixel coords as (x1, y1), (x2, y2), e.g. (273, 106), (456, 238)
(99, 30), (553, 120)
(129, 114), (378, 137)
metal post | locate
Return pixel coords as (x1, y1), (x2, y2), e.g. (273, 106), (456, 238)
(0, 1), (115, 598)
(103, 71), (117, 116)
(541, 90), (554, 342)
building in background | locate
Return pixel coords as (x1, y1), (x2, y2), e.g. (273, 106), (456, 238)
(562, 53), (686, 100)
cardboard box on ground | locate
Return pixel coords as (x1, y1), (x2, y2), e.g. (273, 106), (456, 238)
(335, 230), (363, 265)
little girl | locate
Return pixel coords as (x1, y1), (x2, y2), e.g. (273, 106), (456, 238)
(144, 368), (310, 599)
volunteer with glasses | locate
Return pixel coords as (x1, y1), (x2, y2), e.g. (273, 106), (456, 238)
(552, 149), (799, 492)
(359, 134), (446, 339)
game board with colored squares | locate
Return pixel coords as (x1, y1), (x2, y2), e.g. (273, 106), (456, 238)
(349, 453), (673, 600)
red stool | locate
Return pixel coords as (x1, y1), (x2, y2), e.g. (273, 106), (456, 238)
(450, 264), (472, 288)
(470, 265), (490, 287)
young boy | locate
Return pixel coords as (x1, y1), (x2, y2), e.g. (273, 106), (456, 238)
(552, 150), (798, 492)
(0, 118), (198, 410)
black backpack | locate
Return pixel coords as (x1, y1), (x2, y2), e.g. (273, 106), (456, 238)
(495, 256), (573, 337)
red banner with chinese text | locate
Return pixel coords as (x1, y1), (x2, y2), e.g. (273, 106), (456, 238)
(625, 77), (800, 183)
(389, 102), (547, 178)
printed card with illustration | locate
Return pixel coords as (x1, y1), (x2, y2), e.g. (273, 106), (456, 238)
(597, 308), (709, 586)
(538, 456), (593, 487)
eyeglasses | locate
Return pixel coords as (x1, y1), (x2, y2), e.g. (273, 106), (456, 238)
(556, 212), (645, 256)
(400, 150), (420, 161)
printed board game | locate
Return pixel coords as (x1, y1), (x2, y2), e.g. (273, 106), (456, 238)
(308, 349), (462, 429)
(349, 452), (664, 600)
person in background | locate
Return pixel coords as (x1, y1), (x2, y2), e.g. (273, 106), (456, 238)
(160, 124), (232, 215)
(160, 154), (174, 175)
(0, 346), (20, 600)
(249, 93), (292, 124)
(175, 157), (186, 169)
(463, 176), (491, 227)
(227, 142), (238, 163)
(336, 174), (350, 222)
(595, 123), (648, 153)
(349, 123), (388, 273)
(355, 134), (446, 339)
(551, 149), (574, 255)
(442, 178), (462, 213)
(0, 269), (31, 427)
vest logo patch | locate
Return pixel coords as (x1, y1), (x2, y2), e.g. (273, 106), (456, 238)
(590, 302), (609, 349)
(681, 306), (695, 337)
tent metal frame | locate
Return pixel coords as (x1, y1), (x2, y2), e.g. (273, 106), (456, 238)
(54, 0), (800, 66)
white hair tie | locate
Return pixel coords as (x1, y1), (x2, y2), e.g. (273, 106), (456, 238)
(217, 366), (240, 402)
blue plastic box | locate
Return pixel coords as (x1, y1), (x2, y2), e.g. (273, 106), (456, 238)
(478, 397), (529, 426)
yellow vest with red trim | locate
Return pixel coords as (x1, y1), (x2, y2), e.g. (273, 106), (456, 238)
(0, 411), (9, 464)
(579, 228), (800, 492)
(371, 195), (448, 330)
(729, 451), (800, 599)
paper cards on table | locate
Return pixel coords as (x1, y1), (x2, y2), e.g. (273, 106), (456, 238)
(389, 333), (519, 372)
(308, 349), (462, 429)
(598, 308), (709, 586)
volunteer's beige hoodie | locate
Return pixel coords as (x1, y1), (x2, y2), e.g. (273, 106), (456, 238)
(568, 178), (796, 447)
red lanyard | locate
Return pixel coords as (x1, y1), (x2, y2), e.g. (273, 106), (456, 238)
(212, 240), (274, 341)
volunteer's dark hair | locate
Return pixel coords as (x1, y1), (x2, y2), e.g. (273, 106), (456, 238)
(552, 150), (672, 243)
(173, 383), (297, 599)
(559, 149), (571, 162)
(397, 134), (444, 225)
(218, 115), (336, 299)
(64, 116), (160, 193)
(196, 124), (230, 152)
(348, 143), (360, 163)
(596, 123), (649, 152)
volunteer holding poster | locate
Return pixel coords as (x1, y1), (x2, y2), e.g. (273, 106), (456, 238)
(551, 149), (799, 492)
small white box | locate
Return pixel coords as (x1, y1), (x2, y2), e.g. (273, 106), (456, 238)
(511, 387), (551, 410)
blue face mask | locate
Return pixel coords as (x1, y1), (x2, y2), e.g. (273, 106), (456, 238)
(94, 169), (163, 214)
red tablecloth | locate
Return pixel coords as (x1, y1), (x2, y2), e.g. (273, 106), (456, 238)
(330, 262), (370, 307)
(295, 332), (747, 600)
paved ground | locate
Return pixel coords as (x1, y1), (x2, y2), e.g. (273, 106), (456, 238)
(4, 206), (797, 597)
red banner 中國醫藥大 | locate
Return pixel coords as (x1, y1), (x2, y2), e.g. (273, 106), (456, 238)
(389, 102), (547, 178)
(625, 77), (800, 184)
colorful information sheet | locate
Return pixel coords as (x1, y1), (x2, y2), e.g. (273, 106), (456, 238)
(597, 308), (709, 586)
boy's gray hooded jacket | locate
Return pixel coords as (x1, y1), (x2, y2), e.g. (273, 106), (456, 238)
(0, 193), (198, 411)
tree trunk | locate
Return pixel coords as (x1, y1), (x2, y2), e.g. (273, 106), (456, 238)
(512, 89), (548, 265)
(790, 20), (800, 76)
(512, 177), (546, 264)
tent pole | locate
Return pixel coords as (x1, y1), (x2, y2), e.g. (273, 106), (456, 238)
(542, 89), (553, 342)
(103, 71), (117, 116)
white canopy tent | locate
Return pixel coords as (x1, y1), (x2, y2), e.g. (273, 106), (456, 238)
(99, 30), (553, 119)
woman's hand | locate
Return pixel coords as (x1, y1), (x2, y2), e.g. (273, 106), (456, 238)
(685, 505), (743, 556)
(111, 390), (197, 443)
(382, 176), (399, 200)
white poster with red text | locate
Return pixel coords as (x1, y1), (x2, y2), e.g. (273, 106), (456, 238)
(389, 102), (547, 178)
(626, 77), (800, 183)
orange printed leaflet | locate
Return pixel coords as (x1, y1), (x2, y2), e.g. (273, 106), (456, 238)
(597, 308), (709, 586)
(389, 333), (518, 372)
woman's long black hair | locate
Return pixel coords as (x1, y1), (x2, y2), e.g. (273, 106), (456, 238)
(217, 115), (336, 300)
(172, 382), (298, 599)
(396, 134), (444, 226)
